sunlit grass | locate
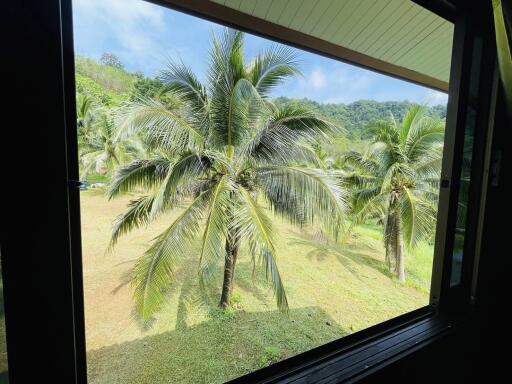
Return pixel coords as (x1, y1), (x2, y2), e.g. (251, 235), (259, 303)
(81, 189), (432, 384)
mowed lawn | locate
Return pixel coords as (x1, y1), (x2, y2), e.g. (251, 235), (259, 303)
(80, 189), (431, 384)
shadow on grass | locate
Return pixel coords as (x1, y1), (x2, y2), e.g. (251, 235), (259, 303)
(96, 241), (348, 383)
(86, 306), (347, 384)
(232, 262), (276, 306)
(287, 230), (393, 279)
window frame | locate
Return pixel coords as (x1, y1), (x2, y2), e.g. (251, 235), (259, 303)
(61, 0), (499, 382)
(1, 0), (497, 383)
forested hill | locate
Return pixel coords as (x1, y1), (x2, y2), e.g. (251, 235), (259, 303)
(75, 56), (447, 139)
(274, 97), (447, 139)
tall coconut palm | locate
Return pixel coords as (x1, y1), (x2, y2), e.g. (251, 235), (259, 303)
(108, 29), (346, 323)
(342, 106), (444, 283)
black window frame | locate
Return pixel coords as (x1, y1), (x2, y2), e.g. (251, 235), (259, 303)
(0, 0), (498, 383)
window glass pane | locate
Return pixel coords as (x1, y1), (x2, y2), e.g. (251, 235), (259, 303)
(450, 37), (483, 286)
(72, 1), (451, 382)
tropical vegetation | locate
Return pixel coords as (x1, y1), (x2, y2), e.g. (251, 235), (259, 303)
(74, 30), (446, 324)
(73, 29), (448, 384)
(341, 106), (444, 282)
(108, 30), (346, 321)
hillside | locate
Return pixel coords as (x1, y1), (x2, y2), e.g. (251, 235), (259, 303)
(274, 97), (446, 139)
(75, 56), (447, 140)
(75, 56), (138, 106)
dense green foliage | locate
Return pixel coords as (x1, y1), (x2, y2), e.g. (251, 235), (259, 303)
(275, 97), (446, 140)
(129, 74), (166, 101)
(75, 56), (136, 106)
(342, 106), (444, 282)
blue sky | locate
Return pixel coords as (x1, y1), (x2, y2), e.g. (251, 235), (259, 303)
(72, 0), (448, 106)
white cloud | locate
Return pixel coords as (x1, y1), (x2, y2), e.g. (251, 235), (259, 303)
(74, 0), (165, 29)
(73, 0), (168, 75)
(309, 68), (327, 89)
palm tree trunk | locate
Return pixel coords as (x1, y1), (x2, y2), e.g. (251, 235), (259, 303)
(229, 242), (239, 297)
(396, 216), (406, 283)
(386, 198), (398, 274)
(384, 212), (393, 272)
(219, 231), (240, 309)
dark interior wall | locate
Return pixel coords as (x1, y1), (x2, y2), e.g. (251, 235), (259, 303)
(470, 83), (511, 381)
(1, 1), (510, 383)
(2, 0), (79, 382)
(360, 324), (476, 383)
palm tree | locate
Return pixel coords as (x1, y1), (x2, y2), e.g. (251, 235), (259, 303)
(76, 93), (95, 146)
(342, 106), (444, 283)
(80, 109), (140, 177)
(108, 29), (346, 323)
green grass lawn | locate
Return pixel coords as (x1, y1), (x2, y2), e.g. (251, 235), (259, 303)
(80, 189), (432, 384)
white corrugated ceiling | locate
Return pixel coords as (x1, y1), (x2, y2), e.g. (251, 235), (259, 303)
(211, 0), (453, 87)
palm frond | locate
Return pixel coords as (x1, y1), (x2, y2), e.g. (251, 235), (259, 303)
(399, 104), (427, 144)
(115, 97), (205, 151)
(109, 194), (156, 250)
(234, 186), (288, 310)
(256, 166), (346, 238)
(249, 44), (301, 97)
(150, 152), (212, 219)
(341, 151), (382, 180)
(159, 61), (209, 112)
(198, 177), (231, 280)
(240, 103), (339, 165)
(351, 187), (388, 223)
(227, 78), (262, 149)
(365, 134), (403, 171)
(76, 93), (94, 124)
(207, 29), (245, 90)
(405, 116), (445, 162)
(108, 158), (170, 198)
(158, 61), (210, 135)
(400, 186), (437, 247)
(132, 190), (211, 323)
(412, 144), (444, 179)
(207, 29), (245, 147)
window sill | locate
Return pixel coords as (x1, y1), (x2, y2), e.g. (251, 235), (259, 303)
(229, 306), (467, 383)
